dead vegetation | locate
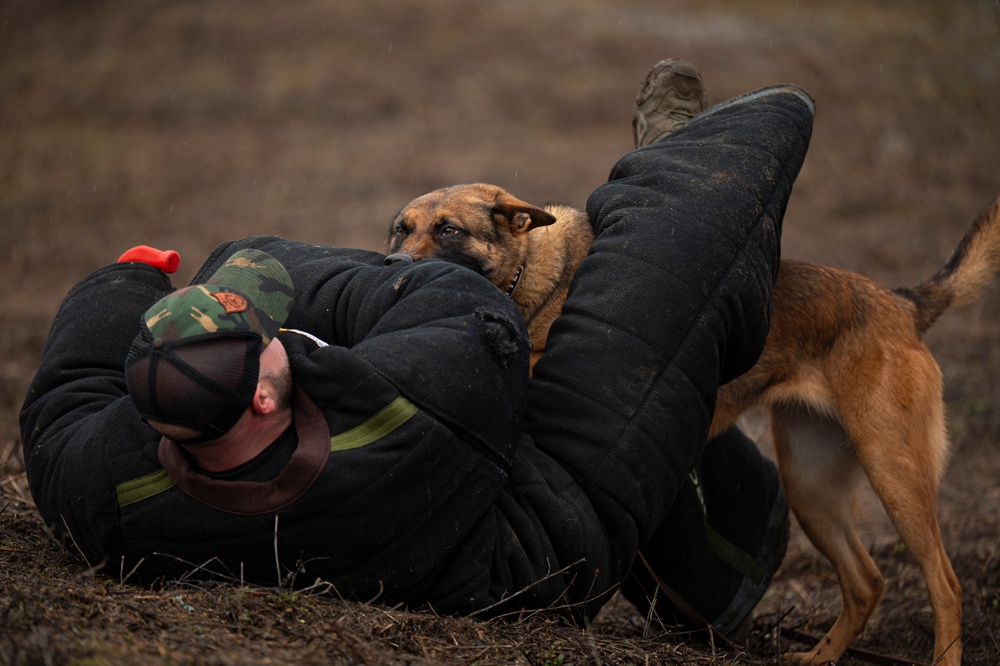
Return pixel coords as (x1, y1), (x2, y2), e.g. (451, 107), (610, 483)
(1, 472), (752, 666)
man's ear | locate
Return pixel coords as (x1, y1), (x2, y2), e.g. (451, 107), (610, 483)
(251, 384), (278, 416)
(496, 194), (558, 234)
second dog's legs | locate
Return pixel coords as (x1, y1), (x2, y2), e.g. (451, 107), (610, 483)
(770, 406), (884, 665)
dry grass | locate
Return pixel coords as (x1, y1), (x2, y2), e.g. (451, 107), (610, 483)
(1, 471), (764, 666)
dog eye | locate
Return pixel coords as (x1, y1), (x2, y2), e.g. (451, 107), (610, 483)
(393, 224), (407, 237)
(439, 225), (463, 238)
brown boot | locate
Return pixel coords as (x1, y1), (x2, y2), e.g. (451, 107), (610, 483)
(632, 59), (708, 148)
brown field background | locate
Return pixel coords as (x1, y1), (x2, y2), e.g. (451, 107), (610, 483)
(2, 1), (999, 664)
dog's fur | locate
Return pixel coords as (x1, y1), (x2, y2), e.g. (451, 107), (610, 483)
(388, 182), (1000, 666)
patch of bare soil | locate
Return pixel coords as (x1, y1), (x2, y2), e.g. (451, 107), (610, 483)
(2, 1), (999, 664)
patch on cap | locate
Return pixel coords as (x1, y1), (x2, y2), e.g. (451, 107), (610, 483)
(211, 291), (248, 314)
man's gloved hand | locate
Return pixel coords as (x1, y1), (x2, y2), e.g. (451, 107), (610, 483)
(118, 245), (181, 273)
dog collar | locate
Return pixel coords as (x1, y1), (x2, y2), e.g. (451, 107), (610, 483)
(506, 265), (524, 298)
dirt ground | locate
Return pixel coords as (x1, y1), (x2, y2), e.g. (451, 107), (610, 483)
(2, 1), (999, 664)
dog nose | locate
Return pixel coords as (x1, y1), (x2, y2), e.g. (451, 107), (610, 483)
(384, 252), (415, 265)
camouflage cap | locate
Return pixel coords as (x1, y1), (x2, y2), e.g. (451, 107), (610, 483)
(125, 249), (294, 445)
(144, 249), (294, 346)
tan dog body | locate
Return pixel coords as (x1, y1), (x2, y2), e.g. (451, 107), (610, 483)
(389, 183), (1000, 666)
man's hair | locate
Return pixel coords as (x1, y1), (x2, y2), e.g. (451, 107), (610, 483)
(263, 362), (294, 412)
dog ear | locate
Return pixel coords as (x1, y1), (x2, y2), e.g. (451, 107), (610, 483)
(497, 195), (558, 233)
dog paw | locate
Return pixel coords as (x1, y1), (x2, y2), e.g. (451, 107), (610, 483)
(781, 650), (835, 665)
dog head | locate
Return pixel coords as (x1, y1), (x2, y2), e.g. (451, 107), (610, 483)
(386, 183), (557, 290)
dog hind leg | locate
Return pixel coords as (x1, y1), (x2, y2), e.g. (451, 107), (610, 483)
(769, 405), (885, 665)
(849, 392), (962, 666)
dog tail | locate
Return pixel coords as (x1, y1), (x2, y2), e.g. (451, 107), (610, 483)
(897, 196), (1000, 333)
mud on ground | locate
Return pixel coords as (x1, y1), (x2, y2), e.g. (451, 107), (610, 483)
(2, 1), (999, 664)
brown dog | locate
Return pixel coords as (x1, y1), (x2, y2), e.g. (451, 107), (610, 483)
(386, 183), (593, 371)
(388, 183), (1000, 666)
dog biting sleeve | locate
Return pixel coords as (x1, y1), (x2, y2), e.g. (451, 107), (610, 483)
(23, 87), (813, 620)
